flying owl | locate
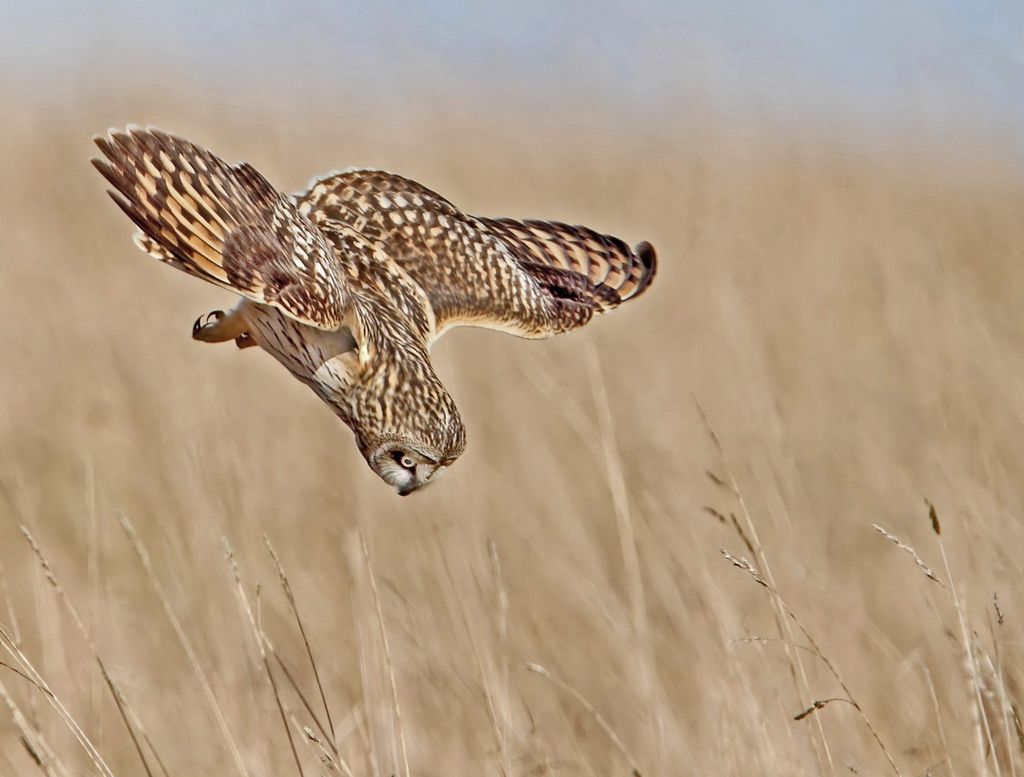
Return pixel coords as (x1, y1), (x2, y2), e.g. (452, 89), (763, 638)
(92, 128), (656, 495)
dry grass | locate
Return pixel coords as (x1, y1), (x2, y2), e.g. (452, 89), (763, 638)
(2, 86), (1024, 776)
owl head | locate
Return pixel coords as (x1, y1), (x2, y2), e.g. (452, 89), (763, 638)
(363, 436), (457, 496)
(347, 345), (466, 495)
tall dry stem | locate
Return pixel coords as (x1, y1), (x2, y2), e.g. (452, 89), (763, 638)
(118, 514), (250, 777)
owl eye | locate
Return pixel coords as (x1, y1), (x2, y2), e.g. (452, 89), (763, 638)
(392, 450), (416, 470)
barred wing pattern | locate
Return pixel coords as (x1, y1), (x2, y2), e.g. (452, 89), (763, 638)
(475, 218), (656, 308)
(296, 170), (656, 341)
(93, 128), (350, 330)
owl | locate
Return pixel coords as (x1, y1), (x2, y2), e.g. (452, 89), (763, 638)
(93, 128), (655, 495)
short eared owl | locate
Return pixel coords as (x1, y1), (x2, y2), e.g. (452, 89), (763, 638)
(93, 128), (656, 495)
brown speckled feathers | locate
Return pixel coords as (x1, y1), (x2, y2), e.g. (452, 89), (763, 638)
(93, 128), (350, 330)
(93, 127), (656, 493)
(296, 169), (655, 340)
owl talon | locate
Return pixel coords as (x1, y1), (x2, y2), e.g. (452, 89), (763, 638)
(192, 309), (248, 344)
(192, 310), (225, 336)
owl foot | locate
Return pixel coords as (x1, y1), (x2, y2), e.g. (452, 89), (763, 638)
(192, 310), (223, 338)
(191, 308), (249, 344)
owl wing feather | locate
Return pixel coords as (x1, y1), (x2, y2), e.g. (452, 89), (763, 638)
(93, 127), (350, 331)
(295, 170), (655, 341)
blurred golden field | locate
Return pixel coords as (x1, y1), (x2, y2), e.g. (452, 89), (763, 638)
(2, 90), (1024, 776)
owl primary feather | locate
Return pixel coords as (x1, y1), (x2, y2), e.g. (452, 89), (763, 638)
(92, 127), (656, 495)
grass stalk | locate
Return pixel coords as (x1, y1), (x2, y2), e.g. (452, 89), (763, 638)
(118, 513), (250, 777)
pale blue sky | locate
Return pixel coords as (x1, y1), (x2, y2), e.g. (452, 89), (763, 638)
(3, 1), (1022, 153)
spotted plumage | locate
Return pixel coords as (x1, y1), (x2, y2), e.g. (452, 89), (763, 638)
(93, 127), (656, 495)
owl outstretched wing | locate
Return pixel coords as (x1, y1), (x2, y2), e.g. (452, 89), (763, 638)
(296, 169), (655, 341)
(93, 127), (351, 330)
